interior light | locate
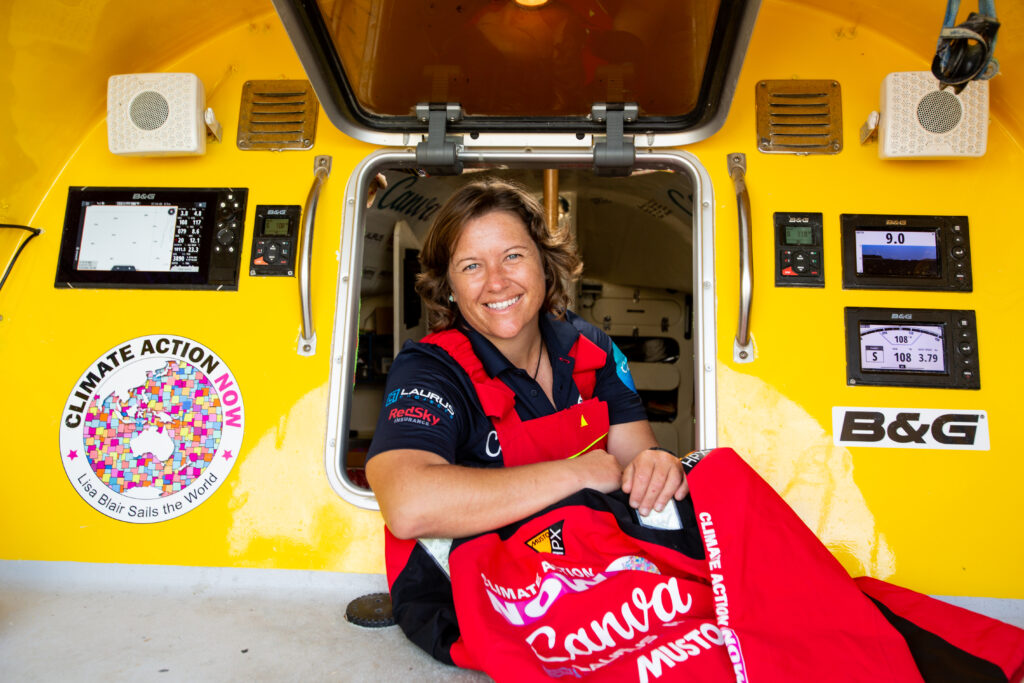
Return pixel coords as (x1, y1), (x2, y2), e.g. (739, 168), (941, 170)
(515, 0), (550, 7)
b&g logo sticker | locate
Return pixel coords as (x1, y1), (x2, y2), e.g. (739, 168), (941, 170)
(833, 407), (988, 450)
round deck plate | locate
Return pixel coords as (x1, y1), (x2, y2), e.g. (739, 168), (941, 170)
(345, 592), (395, 628)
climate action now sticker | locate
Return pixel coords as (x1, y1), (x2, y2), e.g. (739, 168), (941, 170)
(59, 335), (244, 522)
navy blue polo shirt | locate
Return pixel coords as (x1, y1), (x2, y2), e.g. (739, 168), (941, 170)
(367, 311), (646, 468)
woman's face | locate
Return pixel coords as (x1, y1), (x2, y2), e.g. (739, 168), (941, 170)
(448, 210), (546, 345)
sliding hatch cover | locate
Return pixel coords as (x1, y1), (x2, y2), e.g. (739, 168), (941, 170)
(273, 0), (759, 146)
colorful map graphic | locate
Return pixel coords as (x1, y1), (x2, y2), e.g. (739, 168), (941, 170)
(82, 361), (223, 497)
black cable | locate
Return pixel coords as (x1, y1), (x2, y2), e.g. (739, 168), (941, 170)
(0, 224), (43, 293)
(932, 1), (1000, 92)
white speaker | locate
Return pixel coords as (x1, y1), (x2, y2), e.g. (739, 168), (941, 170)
(878, 71), (988, 159)
(107, 73), (206, 156)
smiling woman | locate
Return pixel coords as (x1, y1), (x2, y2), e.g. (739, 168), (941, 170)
(363, 177), (690, 665)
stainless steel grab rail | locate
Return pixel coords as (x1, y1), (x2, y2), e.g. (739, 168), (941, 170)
(728, 153), (755, 363)
(297, 155), (332, 356)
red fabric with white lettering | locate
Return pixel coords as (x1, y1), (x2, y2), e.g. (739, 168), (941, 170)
(382, 329), (1024, 680)
(448, 448), (931, 682)
(686, 449), (928, 681)
(448, 493), (731, 680)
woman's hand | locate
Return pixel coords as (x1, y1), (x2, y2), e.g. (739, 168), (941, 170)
(572, 449), (625, 494)
(621, 448), (688, 517)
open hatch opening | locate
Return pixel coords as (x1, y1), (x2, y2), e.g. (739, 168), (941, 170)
(326, 153), (717, 509)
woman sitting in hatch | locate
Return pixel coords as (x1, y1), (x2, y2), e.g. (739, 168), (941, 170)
(366, 177), (687, 541)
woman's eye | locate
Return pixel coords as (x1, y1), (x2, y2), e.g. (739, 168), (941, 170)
(506, 253), (522, 261)
(462, 263), (479, 272)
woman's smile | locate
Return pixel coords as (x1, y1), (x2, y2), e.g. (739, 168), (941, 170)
(485, 294), (522, 311)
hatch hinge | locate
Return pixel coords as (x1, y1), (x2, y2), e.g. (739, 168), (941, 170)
(415, 103), (465, 176)
(591, 103), (637, 177)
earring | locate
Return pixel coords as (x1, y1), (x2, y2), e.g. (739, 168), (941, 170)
(448, 294), (455, 303)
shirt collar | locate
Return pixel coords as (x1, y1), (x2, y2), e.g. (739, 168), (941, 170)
(455, 311), (579, 378)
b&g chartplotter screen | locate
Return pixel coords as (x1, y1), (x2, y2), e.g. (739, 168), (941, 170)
(56, 187), (247, 290)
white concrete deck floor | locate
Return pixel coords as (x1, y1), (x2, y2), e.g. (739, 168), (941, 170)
(2, 560), (1021, 682)
(1, 561), (489, 682)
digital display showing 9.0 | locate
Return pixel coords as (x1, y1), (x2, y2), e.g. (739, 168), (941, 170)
(859, 323), (946, 373)
(855, 229), (940, 278)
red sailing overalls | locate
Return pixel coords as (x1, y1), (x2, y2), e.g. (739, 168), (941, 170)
(383, 326), (613, 665)
(381, 333), (1024, 680)
(420, 328), (612, 465)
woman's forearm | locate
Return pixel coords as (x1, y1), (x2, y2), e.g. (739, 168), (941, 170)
(366, 448), (622, 539)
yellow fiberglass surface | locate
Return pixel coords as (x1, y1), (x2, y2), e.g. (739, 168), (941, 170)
(1, 0), (1021, 597)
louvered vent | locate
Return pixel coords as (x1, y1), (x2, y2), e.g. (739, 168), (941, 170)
(237, 80), (318, 150)
(756, 80), (842, 154)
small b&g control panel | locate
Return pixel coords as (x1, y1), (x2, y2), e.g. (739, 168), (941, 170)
(250, 205), (300, 276)
(774, 212), (824, 287)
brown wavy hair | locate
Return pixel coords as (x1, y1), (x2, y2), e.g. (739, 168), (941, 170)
(416, 177), (582, 331)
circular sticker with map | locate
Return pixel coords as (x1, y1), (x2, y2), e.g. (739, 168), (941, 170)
(59, 335), (244, 523)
